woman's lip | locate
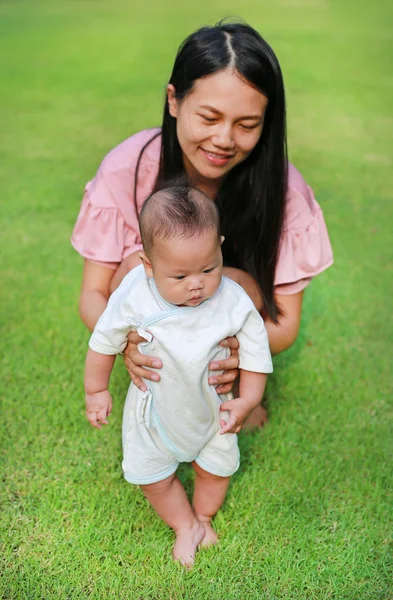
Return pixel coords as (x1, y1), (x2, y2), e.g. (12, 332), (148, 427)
(200, 148), (233, 166)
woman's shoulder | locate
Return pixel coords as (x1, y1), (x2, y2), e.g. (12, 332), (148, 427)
(85, 127), (161, 212)
(284, 162), (320, 231)
(100, 128), (161, 173)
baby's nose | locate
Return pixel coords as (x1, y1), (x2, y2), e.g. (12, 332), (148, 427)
(188, 277), (204, 290)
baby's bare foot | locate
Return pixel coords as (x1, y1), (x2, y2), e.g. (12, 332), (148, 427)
(199, 522), (218, 548)
(243, 403), (268, 430)
(172, 520), (205, 568)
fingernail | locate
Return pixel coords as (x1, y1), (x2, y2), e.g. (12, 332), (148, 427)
(209, 378), (218, 385)
(151, 374), (159, 382)
(220, 340), (228, 346)
(210, 363), (219, 370)
(152, 361), (161, 368)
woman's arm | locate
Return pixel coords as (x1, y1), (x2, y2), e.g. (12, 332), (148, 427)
(197, 268), (304, 395)
(222, 266), (303, 355)
(265, 291), (303, 355)
(109, 252), (142, 294)
(79, 253), (142, 332)
(79, 260), (115, 332)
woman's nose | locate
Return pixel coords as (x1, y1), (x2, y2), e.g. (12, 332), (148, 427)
(212, 124), (235, 150)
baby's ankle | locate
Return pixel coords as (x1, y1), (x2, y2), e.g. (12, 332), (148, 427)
(172, 520), (205, 567)
(193, 512), (212, 525)
(173, 515), (200, 535)
(198, 520), (219, 548)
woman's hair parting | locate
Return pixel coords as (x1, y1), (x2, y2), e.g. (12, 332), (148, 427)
(139, 178), (221, 257)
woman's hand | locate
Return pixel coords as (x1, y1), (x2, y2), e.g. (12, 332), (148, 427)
(124, 331), (163, 392)
(208, 336), (239, 394)
(124, 332), (239, 394)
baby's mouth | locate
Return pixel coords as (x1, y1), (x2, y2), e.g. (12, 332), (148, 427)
(188, 296), (203, 304)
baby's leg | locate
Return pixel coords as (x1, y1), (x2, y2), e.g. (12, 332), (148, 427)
(192, 462), (230, 547)
(140, 474), (205, 567)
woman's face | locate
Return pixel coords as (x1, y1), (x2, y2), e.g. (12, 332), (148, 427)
(167, 69), (268, 189)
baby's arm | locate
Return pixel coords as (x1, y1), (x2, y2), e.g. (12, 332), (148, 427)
(85, 349), (116, 429)
(84, 269), (141, 427)
(219, 297), (273, 434)
(219, 370), (267, 434)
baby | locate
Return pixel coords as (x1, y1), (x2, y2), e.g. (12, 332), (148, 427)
(84, 181), (273, 566)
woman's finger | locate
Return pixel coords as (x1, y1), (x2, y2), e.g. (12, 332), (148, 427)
(220, 336), (239, 350)
(127, 331), (148, 344)
(130, 365), (161, 382)
(215, 383), (233, 394)
(209, 369), (238, 386)
(209, 355), (239, 372)
(128, 373), (147, 392)
(229, 345), (239, 359)
(126, 352), (162, 369)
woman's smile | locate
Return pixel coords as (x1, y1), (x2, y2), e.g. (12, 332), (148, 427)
(200, 148), (234, 167)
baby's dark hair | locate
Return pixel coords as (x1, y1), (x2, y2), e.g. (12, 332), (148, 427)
(139, 178), (221, 257)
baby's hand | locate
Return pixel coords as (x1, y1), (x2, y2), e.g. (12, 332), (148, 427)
(219, 397), (258, 434)
(85, 390), (113, 429)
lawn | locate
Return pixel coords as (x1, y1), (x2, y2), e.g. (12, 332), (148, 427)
(1, 0), (392, 598)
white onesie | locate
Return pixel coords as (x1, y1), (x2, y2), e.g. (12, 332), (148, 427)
(89, 265), (273, 484)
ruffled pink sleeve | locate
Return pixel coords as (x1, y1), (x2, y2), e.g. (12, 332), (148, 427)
(71, 129), (160, 269)
(275, 164), (333, 295)
(71, 183), (143, 269)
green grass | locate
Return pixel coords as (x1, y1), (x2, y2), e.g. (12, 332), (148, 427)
(1, 0), (392, 598)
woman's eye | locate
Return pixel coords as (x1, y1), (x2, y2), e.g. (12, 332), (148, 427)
(239, 123), (259, 131)
(200, 115), (216, 123)
(239, 123), (261, 131)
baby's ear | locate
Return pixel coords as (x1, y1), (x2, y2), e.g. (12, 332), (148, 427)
(138, 251), (153, 277)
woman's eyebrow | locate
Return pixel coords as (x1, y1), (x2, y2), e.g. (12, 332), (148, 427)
(199, 104), (262, 120)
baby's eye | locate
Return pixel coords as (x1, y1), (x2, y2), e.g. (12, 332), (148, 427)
(203, 267), (215, 274)
(174, 275), (186, 280)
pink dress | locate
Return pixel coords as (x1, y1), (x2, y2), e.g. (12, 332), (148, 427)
(71, 128), (333, 295)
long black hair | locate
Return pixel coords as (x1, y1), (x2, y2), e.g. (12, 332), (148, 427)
(139, 22), (288, 321)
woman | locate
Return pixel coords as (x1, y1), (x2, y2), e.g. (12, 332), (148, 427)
(72, 22), (333, 425)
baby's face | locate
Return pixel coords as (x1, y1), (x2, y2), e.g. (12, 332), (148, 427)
(149, 230), (223, 307)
